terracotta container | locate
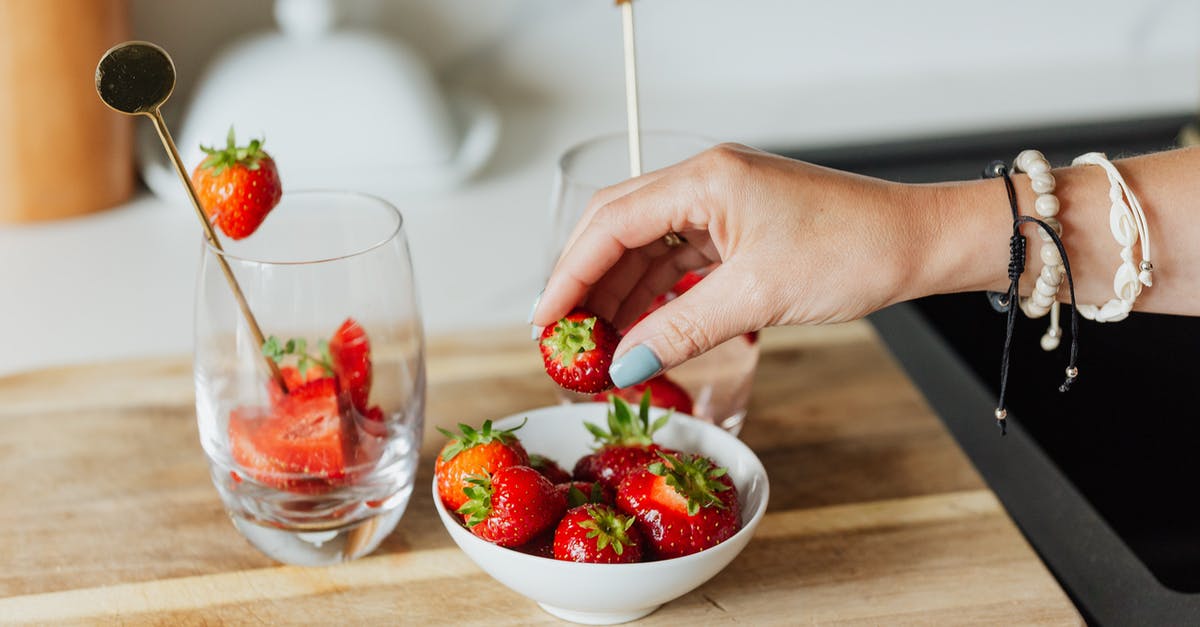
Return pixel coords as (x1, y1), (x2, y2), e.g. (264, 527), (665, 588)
(0, 0), (134, 223)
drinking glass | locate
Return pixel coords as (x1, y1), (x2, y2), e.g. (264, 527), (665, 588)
(194, 191), (425, 566)
(550, 132), (759, 434)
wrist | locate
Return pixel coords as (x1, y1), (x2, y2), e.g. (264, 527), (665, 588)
(906, 178), (1014, 300)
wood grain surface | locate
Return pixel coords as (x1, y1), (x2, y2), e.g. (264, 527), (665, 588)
(0, 323), (1081, 625)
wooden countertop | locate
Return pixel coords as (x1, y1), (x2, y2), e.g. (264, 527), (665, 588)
(0, 323), (1081, 624)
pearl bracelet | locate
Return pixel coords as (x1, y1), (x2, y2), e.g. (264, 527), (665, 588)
(1012, 149), (1066, 350)
(1070, 152), (1154, 322)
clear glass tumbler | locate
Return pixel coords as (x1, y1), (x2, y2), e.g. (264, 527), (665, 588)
(550, 132), (759, 434)
(194, 191), (425, 566)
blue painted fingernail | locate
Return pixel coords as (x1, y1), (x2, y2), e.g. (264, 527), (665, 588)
(527, 289), (544, 324)
(609, 344), (662, 388)
(531, 325), (543, 341)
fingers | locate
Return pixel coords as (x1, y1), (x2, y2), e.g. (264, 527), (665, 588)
(608, 263), (765, 388)
(609, 245), (711, 331)
(533, 173), (706, 327)
(555, 168), (670, 269)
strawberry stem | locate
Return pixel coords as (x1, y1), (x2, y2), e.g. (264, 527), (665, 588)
(198, 126), (268, 175)
(577, 505), (637, 555)
(584, 392), (669, 448)
(648, 451), (730, 516)
(435, 418), (526, 462)
(542, 316), (598, 366)
(456, 473), (494, 527)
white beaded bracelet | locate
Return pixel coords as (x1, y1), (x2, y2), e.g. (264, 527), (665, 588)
(1070, 152), (1154, 323)
(1012, 149), (1066, 350)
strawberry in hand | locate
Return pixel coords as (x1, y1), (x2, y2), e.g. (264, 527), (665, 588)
(540, 308), (619, 394)
(435, 420), (530, 511)
(553, 504), (645, 564)
(458, 466), (566, 547)
(573, 394), (675, 491)
(191, 127), (282, 240)
(616, 451), (741, 559)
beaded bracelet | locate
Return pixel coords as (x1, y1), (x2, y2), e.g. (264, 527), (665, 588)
(1012, 149), (1066, 351)
(1070, 152), (1154, 322)
(984, 161), (1080, 436)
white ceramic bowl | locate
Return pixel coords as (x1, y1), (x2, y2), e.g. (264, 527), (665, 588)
(433, 403), (770, 625)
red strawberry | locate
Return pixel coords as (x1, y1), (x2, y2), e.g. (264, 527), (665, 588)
(671, 271), (704, 296)
(540, 308), (619, 394)
(553, 504), (645, 564)
(329, 318), (372, 414)
(557, 481), (615, 507)
(229, 377), (356, 494)
(190, 127), (282, 240)
(529, 454), (572, 484)
(458, 466), (567, 547)
(616, 451), (741, 559)
(593, 374), (694, 415)
(573, 394), (674, 490)
(435, 420), (529, 511)
(744, 331), (759, 344)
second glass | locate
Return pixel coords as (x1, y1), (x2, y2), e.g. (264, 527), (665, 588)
(549, 132), (759, 434)
(194, 191), (425, 566)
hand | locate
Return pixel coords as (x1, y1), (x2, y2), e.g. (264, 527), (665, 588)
(531, 143), (936, 388)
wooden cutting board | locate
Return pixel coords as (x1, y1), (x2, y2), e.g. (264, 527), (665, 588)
(0, 322), (1081, 625)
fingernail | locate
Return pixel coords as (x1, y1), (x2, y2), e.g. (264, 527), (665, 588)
(609, 344), (662, 388)
(527, 289), (544, 325)
(531, 325), (543, 341)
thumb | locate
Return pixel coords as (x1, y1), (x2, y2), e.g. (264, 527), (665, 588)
(608, 264), (764, 388)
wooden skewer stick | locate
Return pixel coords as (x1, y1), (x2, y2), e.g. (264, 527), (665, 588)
(619, 0), (643, 178)
(618, 1), (684, 248)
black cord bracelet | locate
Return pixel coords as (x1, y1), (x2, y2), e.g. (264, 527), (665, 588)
(983, 160), (1080, 436)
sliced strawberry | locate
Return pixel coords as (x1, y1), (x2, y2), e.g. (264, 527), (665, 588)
(330, 318), (372, 414)
(592, 374), (693, 415)
(540, 308), (619, 394)
(230, 377), (354, 494)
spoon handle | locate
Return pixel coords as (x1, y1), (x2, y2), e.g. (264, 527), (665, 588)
(148, 108), (287, 391)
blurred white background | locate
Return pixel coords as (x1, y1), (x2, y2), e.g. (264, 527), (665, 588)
(1, 0), (1198, 374)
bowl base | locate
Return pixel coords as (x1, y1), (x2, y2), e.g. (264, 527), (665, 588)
(232, 507), (402, 566)
(537, 603), (661, 625)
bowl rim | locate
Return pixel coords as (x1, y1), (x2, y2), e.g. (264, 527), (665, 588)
(433, 402), (770, 570)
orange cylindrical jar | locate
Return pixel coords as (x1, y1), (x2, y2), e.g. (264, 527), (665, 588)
(0, 0), (134, 222)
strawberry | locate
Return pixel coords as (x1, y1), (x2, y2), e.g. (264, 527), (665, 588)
(190, 127), (282, 240)
(329, 318), (372, 414)
(573, 394), (674, 490)
(616, 451), (741, 559)
(671, 271), (704, 296)
(458, 466), (567, 547)
(593, 374), (694, 415)
(229, 376), (356, 494)
(540, 308), (619, 394)
(435, 420), (530, 511)
(553, 504), (645, 564)
(514, 530), (556, 559)
(529, 454), (572, 484)
(557, 481), (615, 508)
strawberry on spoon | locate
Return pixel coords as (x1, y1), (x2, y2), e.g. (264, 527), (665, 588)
(191, 127), (282, 240)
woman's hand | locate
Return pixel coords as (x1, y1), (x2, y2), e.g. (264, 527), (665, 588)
(531, 143), (946, 388)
